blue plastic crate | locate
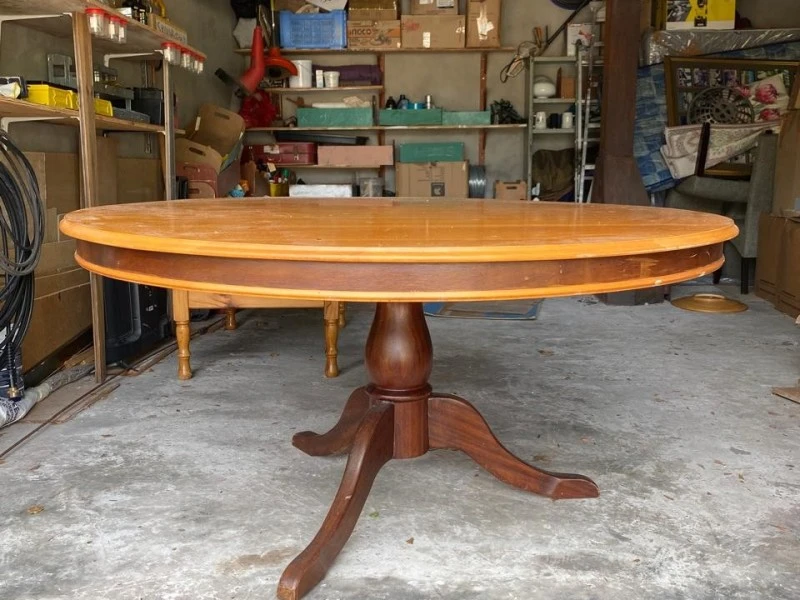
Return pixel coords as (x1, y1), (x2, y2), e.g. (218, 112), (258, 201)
(279, 10), (347, 49)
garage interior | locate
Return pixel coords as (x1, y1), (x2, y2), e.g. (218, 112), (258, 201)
(0, 1), (799, 599)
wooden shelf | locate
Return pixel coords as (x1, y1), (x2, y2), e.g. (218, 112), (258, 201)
(247, 124), (527, 132)
(0, 0), (206, 58)
(0, 96), (170, 133)
(261, 86), (383, 94)
(532, 98), (576, 104)
(236, 46), (516, 56)
(273, 164), (383, 169)
(531, 128), (575, 135)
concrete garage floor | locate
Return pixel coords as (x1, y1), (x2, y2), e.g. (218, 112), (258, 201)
(1, 288), (799, 600)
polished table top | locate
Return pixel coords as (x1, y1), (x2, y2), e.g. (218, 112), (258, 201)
(60, 198), (738, 301)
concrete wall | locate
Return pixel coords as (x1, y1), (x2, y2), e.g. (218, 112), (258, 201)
(0, 0), (239, 156)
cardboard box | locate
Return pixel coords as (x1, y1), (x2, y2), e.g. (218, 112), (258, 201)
(96, 136), (119, 206)
(777, 218), (800, 319)
(187, 104), (246, 161)
(117, 158), (164, 204)
(177, 138), (225, 172)
(566, 23), (593, 56)
(558, 69), (576, 98)
(410, 0), (458, 15)
(773, 109), (800, 216)
(494, 180), (527, 200)
(317, 145), (394, 167)
(397, 142), (464, 163)
(755, 213), (785, 304)
(466, 0), (501, 48)
(348, 0), (398, 21)
(24, 152), (80, 215)
(22, 270), (91, 371)
(401, 15), (465, 49)
(347, 20), (401, 49)
(396, 161), (468, 197)
(665, 0), (736, 30)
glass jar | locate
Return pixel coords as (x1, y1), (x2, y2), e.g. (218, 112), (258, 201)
(86, 9), (109, 38)
(161, 43), (182, 66)
(194, 55), (205, 75)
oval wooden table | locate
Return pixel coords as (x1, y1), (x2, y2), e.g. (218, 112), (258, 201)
(61, 198), (737, 600)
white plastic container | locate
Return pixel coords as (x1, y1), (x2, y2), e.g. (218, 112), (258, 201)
(86, 9), (109, 38)
(289, 60), (313, 89)
(109, 16), (127, 44)
(323, 71), (340, 88)
(162, 43), (182, 66)
(181, 49), (194, 70)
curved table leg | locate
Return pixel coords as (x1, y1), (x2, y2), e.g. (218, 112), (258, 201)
(278, 402), (394, 600)
(338, 303), (347, 328)
(428, 394), (599, 500)
(292, 387), (371, 457)
(323, 302), (340, 379)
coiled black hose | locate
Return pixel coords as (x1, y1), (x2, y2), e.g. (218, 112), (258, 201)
(0, 130), (45, 399)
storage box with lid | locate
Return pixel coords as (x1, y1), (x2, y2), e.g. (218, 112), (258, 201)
(401, 15), (465, 49)
(26, 84), (77, 110)
(442, 110), (491, 125)
(297, 107), (373, 127)
(378, 108), (442, 126)
(246, 142), (317, 165)
(397, 142), (464, 163)
(279, 10), (348, 48)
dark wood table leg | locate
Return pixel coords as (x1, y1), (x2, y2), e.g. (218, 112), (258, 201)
(429, 393), (599, 499)
(278, 403), (394, 600)
(292, 387), (371, 457)
(278, 302), (598, 599)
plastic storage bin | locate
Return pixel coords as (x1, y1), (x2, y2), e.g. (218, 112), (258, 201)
(27, 84), (77, 110)
(279, 10), (347, 49)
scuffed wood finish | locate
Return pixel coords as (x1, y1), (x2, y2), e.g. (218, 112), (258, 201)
(277, 402), (394, 600)
(172, 290), (191, 381)
(323, 301), (340, 378)
(338, 303), (346, 328)
(60, 198), (738, 264)
(293, 387), (371, 456)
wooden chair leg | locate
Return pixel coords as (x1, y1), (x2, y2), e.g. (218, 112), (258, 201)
(173, 290), (192, 380)
(224, 307), (238, 330)
(338, 302), (347, 328)
(323, 302), (340, 378)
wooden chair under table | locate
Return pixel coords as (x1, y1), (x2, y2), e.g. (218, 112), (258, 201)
(172, 290), (345, 380)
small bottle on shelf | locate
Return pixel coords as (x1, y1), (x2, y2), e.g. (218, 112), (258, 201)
(397, 94), (409, 109)
(385, 96), (397, 110)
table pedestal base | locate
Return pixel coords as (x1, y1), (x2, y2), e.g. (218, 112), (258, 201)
(277, 303), (599, 600)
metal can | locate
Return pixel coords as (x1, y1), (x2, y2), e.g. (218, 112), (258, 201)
(425, 94), (434, 109)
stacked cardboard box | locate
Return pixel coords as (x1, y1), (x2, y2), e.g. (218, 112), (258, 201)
(348, 0), (401, 49)
(466, 0), (501, 48)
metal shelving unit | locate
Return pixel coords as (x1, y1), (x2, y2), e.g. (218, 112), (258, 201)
(0, 0), (205, 382)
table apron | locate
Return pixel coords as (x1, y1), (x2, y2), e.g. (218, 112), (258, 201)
(75, 241), (724, 302)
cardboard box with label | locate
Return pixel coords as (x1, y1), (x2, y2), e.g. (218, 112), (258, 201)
(466, 0), (501, 47)
(494, 180), (527, 200)
(396, 161), (468, 197)
(665, 0), (736, 30)
(349, 0), (398, 21)
(410, 0), (458, 15)
(347, 20), (401, 49)
(401, 15), (465, 49)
